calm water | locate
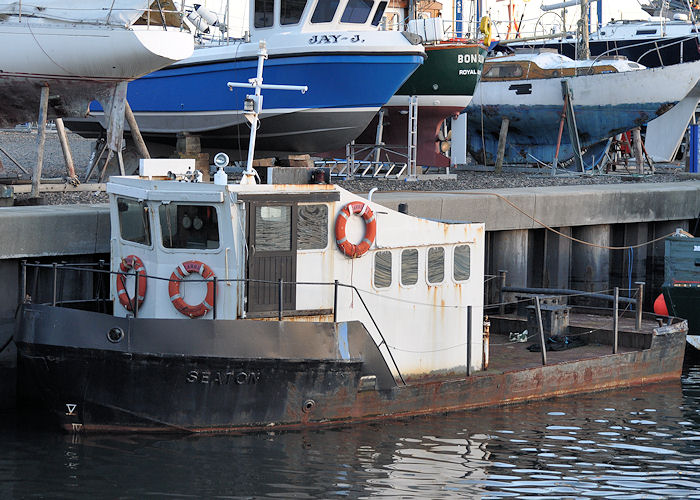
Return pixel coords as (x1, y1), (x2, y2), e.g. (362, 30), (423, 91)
(2, 359), (700, 498)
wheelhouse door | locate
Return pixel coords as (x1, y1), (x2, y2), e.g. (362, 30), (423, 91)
(247, 202), (297, 314)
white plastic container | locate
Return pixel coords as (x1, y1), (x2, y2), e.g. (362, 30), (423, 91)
(214, 167), (228, 185)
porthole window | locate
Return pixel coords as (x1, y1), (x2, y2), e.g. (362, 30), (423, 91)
(401, 248), (418, 286)
(453, 245), (471, 281)
(374, 251), (392, 288)
(427, 247), (444, 284)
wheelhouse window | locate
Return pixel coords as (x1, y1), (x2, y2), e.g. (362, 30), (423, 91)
(255, 205), (292, 251)
(340, 0), (373, 23)
(281, 0), (306, 24)
(117, 197), (151, 246)
(453, 245), (471, 281)
(297, 204), (328, 250)
(311, 0), (339, 23)
(401, 249), (418, 286)
(483, 64), (523, 79)
(374, 251), (392, 288)
(159, 204), (219, 250)
(371, 1), (387, 26)
(427, 247), (445, 284)
(255, 0), (274, 27)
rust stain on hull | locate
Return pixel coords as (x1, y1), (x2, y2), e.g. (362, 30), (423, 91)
(61, 330), (685, 434)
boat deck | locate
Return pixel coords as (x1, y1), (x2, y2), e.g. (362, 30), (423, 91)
(484, 313), (660, 374)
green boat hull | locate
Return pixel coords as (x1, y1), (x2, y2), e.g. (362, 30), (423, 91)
(357, 43), (487, 167)
(396, 43), (487, 98)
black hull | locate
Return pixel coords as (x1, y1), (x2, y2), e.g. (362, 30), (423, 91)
(15, 304), (688, 434)
(18, 343), (363, 432)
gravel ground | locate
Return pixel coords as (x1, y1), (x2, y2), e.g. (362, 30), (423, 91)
(0, 129), (696, 205)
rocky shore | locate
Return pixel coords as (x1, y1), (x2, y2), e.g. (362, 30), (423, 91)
(0, 129), (696, 205)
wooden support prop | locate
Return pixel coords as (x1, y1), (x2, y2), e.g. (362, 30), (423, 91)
(495, 118), (509, 174)
(639, 137), (656, 173)
(552, 104), (568, 173)
(31, 85), (50, 199)
(0, 145), (30, 174)
(631, 127), (644, 173)
(125, 101), (150, 160)
(54, 118), (77, 182)
(561, 81), (585, 172)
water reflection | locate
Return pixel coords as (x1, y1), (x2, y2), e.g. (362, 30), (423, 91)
(1, 365), (699, 498)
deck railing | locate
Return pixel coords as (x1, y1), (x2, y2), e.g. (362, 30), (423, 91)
(20, 261), (407, 384)
(20, 261), (666, 374)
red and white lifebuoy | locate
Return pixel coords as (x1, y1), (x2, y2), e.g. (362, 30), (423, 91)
(168, 260), (216, 318)
(335, 201), (376, 258)
(116, 255), (147, 312)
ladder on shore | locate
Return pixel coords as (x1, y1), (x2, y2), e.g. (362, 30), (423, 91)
(407, 95), (418, 180)
(316, 159), (407, 179)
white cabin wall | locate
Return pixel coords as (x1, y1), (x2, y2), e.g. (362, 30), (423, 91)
(315, 190), (485, 379)
(110, 194), (242, 321)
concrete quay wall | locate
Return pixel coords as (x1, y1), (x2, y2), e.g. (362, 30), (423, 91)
(373, 181), (699, 306)
(372, 181), (700, 230)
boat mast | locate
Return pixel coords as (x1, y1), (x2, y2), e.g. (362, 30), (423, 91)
(577, 0), (590, 60)
(227, 41), (308, 184)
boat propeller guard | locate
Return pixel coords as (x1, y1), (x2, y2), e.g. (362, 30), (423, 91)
(335, 201), (376, 258)
(116, 255), (147, 312)
(168, 260), (216, 318)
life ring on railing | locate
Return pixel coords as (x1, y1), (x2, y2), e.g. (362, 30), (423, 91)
(480, 15), (492, 46)
(335, 201), (376, 258)
(168, 260), (216, 318)
(116, 255), (147, 312)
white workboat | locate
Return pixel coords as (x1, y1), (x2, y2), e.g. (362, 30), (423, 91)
(0, 1), (193, 127)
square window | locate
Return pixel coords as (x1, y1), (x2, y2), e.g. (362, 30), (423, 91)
(401, 248), (418, 286)
(427, 247), (444, 284)
(374, 251), (392, 288)
(454, 245), (471, 281)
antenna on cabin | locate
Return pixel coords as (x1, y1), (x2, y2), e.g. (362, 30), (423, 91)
(227, 40), (308, 184)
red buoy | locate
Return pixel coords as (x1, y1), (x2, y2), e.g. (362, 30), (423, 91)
(653, 293), (668, 316)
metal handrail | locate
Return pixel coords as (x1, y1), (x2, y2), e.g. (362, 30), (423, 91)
(20, 261), (407, 384)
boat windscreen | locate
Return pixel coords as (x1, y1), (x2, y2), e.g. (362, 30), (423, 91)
(483, 64), (524, 79)
(371, 1), (387, 26)
(281, 0), (307, 25)
(340, 0), (373, 23)
(159, 204), (220, 250)
(255, 0), (275, 27)
(117, 198), (152, 247)
(311, 0), (340, 23)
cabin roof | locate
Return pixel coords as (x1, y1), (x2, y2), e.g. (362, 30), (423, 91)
(106, 176), (341, 203)
(487, 51), (644, 72)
